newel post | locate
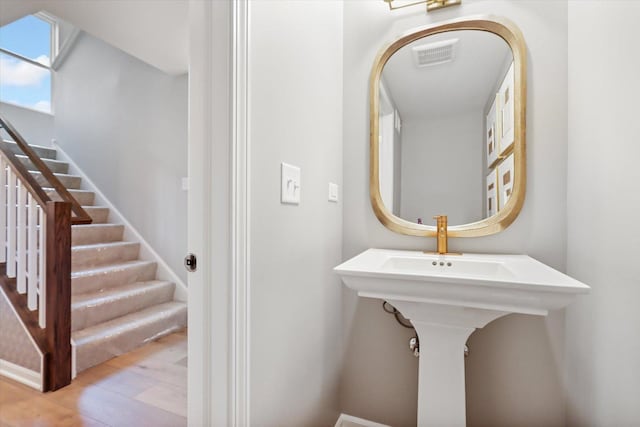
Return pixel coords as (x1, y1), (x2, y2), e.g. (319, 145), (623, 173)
(44, 201), (72, 391)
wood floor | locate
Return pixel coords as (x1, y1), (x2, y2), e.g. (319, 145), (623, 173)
(0, 330), (187, 427)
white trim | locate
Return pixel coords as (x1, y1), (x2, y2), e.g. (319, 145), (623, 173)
(334, 414), (392, 427)
(187, 1), (215, 424)
(0, 359), (42, 391)
(34, 11), (59, 67)
(51, 141), (188, 302)
(186, 1), (248, 425)
(51, 28), (80, 71)
(231, 0), (250, 425)
(0, 48), (49, 69)
(187, 0), (239, 425)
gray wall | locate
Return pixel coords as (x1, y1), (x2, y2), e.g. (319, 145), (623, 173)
(400, 110), (483, 226)
(342, 1), (568, 426)
(53, 32), (188, 282)
(248, 1), (343, 425)
(0, 102), (54, 147)
(566, 2), (640, 425)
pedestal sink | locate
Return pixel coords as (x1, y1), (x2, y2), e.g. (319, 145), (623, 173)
(335, 249), (589, 427)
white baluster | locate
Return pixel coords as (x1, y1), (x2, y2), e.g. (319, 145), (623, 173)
(17, 181), (28, 296)
(6, 169), (16, 278)
(38, 205), (46, 328)
(0, 159), (6, 263)
(28, 194), (38, 311)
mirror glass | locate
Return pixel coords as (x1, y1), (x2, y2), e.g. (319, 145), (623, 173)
(377, 30), (515, 227)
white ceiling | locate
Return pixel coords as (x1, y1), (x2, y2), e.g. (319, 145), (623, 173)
(382, 30), (512, 119)
(0, 0), (188, 75)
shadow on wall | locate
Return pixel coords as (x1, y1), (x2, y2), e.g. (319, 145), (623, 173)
(340, 295), (419, 426)
(465, 312), (566, 427)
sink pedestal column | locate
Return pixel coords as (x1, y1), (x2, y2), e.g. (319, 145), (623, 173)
(388, 300), (508, 427)
(413, 320), (474, 426)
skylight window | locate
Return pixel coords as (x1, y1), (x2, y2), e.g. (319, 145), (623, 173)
(0, 14), (55, 113)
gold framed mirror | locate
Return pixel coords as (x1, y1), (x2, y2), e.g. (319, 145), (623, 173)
(370, 16), (527, 238)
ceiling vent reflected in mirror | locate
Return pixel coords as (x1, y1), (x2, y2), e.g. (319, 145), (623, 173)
(412, 38), (458, 68)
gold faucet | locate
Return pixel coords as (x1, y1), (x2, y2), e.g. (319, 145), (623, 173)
(434, 215), (448, 254)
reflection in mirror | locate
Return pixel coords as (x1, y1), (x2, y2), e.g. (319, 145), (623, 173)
(378, 30), (514, 227)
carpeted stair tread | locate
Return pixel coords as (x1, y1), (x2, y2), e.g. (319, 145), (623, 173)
(71, 280), (175, 332)
(72, 302), (187, 372)
(71, 259), (158, 295)
(72, 223), (125, 245)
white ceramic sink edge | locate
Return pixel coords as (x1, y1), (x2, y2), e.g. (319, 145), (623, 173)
(335, 248), (590, 294)
(334, 248), (590, 316)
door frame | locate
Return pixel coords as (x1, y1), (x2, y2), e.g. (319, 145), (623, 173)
(187, 1), (250, 425)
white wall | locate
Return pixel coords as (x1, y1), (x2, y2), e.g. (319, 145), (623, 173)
(248, 1), (343, 425)
(53, 32), (188, 282)
(342, 1), (569, 425)
(0, 102), (54, 147)
(400, 110), (483, 225)
(566, 2), (640, 425)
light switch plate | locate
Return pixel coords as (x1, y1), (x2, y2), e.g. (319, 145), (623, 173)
(281, 163), (301, 205)
(328, 182), (339, 202)
(181, 177), (190, 191)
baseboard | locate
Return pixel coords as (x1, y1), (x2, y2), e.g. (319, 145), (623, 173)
(334, 414), (391, 427)
(0, 359), (42, 391)
(52, 141), (188, 302)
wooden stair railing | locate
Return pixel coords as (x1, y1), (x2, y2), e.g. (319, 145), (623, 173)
(0, 114), (92, 225)
(0, 114), (91, 391)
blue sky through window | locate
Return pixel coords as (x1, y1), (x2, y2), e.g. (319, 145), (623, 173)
(0, 15), (52, 113)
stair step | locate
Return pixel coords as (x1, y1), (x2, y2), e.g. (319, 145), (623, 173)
(72, 223), (124, 245)
(72, 260), (157, 295)
(71, 281), (176, 332)
(83, 206), (109, 223)
(30, 171), (81, 189)
(1, 140), (57, 160)
(15, 154), (68, 174)
(45, 188), (95, 206)
(72, 301), (187, 373)
(72, 241), (140, 270)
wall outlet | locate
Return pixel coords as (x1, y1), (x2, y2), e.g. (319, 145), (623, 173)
(328, 182), (339, 202)
(281, 163), (301, 204)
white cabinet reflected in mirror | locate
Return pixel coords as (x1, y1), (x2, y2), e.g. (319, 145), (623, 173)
(370, 17), (527, 237)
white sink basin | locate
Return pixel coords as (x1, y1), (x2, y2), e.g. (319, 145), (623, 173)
(335, 249), (589, 427)
(335, 249), (589, 316)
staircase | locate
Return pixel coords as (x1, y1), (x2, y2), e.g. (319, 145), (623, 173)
(3, 140), (187, 376)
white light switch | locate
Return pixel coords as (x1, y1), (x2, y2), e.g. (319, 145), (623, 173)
(281, 163), (301, 205)
(181, 177), (190, 191)
(328, 182), (339, 202)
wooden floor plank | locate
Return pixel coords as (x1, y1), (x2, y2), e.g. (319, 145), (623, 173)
(0, 380), (108, 427)
(71, 363), (160, 398)
(134, 383), (188, 418)
(45, 381), (185, 427)
(0, 330), (187, 427)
